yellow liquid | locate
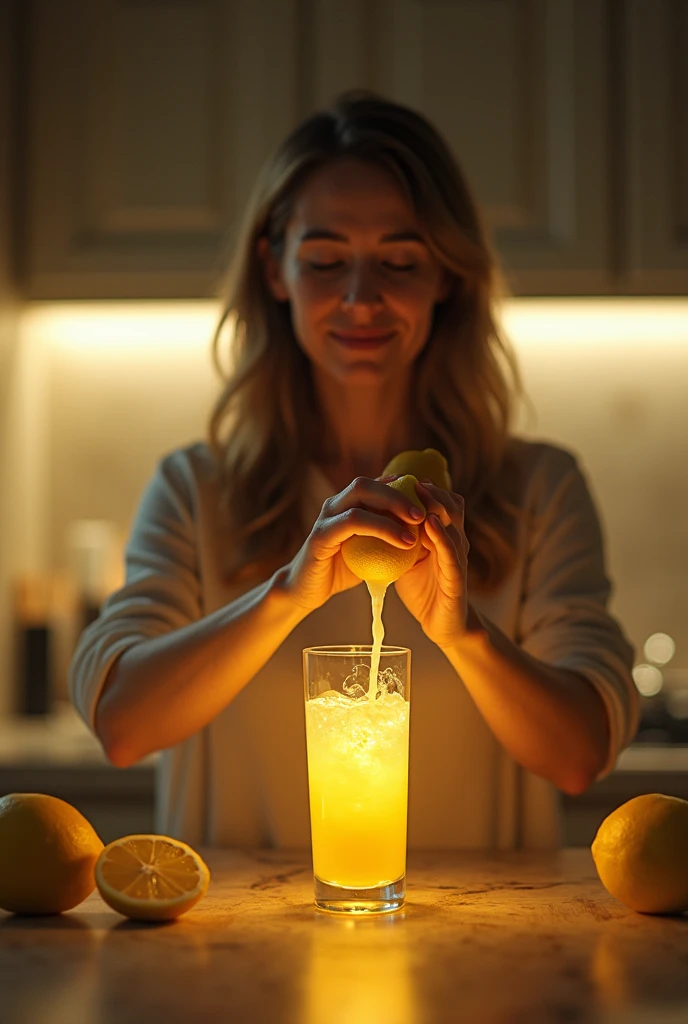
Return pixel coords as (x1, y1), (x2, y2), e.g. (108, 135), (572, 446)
(305, 689), (410, 888)
(366, 580), (388, 700)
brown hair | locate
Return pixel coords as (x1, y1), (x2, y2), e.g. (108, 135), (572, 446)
(209, 90), (525, 590)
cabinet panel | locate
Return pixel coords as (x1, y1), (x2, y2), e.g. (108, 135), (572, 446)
(304, 0), (613, 295)
(87, 2), (223, 234)
(19, 0), (688, 299)
(23, 0), (298, 299)
(623, 0), (688, 293)
(0, 0), (22, 716)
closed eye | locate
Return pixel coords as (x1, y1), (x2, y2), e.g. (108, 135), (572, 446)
(309, 261), (417, 272)
(309, 261), (344, 271)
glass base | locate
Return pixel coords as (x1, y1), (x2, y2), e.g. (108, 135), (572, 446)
(313, 874), (405, 914)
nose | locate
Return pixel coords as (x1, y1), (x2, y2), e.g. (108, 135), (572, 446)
(341, 262), (384, 317)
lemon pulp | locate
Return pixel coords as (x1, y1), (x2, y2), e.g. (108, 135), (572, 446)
(95, 834), (210, 920)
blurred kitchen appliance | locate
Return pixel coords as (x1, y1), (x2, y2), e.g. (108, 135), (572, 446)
(66, 519), (123, 631)
(13, 576), (54, 715)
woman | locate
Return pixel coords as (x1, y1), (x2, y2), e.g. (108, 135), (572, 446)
(70, 91), (638, 850)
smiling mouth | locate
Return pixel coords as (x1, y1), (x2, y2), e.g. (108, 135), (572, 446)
(330, 330), (396, 348)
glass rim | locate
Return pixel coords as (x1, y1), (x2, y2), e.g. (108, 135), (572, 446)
(302, 645), (410, 656)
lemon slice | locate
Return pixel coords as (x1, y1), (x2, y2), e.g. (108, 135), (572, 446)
(95, 835), (210, 921)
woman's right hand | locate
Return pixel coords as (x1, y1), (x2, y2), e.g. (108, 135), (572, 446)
(278, 476), (425, 612)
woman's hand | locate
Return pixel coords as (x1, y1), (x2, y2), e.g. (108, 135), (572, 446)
(393, 479), (469, 649)
(279, 477), (424, 613)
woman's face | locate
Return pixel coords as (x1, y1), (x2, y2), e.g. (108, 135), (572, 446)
(260, 158), (451, 385)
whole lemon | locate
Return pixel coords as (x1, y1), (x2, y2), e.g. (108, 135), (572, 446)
(591, 793), (688, 914)
(341, 474), (425, 584)
(0, 793), (104, 914)
(383, 447), (452, 491)
(340, 448), (451, 586)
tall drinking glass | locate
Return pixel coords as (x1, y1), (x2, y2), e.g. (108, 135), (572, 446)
(303, 645), (411, 914)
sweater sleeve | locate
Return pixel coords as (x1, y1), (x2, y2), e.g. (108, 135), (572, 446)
(68, 451), (203, 733)
(516, 448), (640, 780)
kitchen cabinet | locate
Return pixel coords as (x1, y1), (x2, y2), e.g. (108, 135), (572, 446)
(305, 0), (613, 295)
(20, 0), (298, 299)
(0, 704), (156, 844)
(0, 0), (22, 718)
(621, 0), (688, 293)
(562, 744), (688, 845)
(0, 764), (155, 845)
(16, 0), (688, 298)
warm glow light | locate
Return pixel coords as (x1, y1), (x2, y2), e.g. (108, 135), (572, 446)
(632, 663), (664, 697)
(502, 298), (688, 347)
(21, 297), (688, 353)
(643, 632), (676, 665)
(20, 301), (223, 354)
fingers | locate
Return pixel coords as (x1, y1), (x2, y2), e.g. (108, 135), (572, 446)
(323, 476), (425, 527)
(414, 480), (464, 531)
(416, 481), (470, 567)
(424, 513), (466, 597)
(311, 506), (419, 559)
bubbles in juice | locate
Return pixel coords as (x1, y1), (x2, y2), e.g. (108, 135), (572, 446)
(305, 688), (409, 888)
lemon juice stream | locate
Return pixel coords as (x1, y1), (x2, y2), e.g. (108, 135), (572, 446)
(304, 585), (409, 893)
(367, 580), (386, 700)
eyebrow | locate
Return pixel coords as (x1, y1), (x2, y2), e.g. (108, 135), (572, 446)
(299, 228), (426, 244)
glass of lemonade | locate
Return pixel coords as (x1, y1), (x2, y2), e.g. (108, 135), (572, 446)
(303, 645), (411, 914)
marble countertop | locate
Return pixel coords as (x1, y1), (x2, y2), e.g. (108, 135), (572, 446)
(1, 848), (687, 1023)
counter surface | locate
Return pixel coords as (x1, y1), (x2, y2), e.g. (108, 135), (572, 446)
(1, 848), (687, 1023)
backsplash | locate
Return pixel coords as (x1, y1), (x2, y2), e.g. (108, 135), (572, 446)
(1, 298), (686, 717)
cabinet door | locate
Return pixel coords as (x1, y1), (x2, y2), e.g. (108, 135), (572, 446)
(0, 0), (22, 716)
(301, 0), (613, 296)
(622, 0), (688, 293)
(22, 0), (298, 299)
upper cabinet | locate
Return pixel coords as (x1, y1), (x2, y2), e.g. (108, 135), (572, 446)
(304, 0), (612, 295)
(621, 0), (688, 293)
(16, 0), (688, 298)
(21, 0), (298, 299)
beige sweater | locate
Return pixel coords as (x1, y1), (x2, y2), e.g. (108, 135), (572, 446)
(70, 437), (639, 850)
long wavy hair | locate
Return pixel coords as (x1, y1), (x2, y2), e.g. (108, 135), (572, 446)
(209, 90), (526, 591)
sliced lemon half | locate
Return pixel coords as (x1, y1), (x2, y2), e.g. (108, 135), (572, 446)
(95, 834), (210, 921)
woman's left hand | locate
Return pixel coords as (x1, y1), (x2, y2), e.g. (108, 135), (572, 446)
(391, 478), (469, 650)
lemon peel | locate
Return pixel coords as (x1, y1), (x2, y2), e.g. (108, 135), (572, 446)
(340, 448), (450, 585)
(0, 793), (103, 915)
(592, 793), (688, 914)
